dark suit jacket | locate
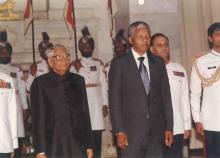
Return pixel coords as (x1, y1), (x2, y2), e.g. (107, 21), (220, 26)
(109, 51), (173, 143)
(30, 71), (93, 158)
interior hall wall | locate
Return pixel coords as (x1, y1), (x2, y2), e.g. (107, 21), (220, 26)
(129, 0), (182, 64)
(0, 0), (113, 69)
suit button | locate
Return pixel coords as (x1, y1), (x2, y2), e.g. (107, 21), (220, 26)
(147, 115), (150, 119)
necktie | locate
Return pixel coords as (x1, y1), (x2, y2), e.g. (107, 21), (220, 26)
(138, 57), (150, 94)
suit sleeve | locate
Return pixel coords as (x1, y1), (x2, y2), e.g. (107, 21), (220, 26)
(80, 77), (94, 149)
(160, 61), (173, 131)
(108, 59), (124, 134)
(8, 79), (18, 149)
(30, 78), (46, 154)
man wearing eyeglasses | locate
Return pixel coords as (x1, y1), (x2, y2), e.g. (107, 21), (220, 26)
(30, 45), (94, 158)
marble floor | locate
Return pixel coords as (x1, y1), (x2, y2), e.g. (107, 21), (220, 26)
(21, 148), (204, 158)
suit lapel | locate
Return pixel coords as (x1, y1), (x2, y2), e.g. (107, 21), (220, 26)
(147, 52), (157, 97)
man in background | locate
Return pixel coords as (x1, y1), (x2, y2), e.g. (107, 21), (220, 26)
(151, 33), (191, 158)
(191, 22), (220, 158)
(0, 44), (17, 158)
(104, 29), (128, 82)
(0, 31), (28, 158)
(70, 26), (108, 158)
(26, 32), (53, 92)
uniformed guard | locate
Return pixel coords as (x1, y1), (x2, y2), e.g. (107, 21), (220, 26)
(150, 33), (191, 158)
(104, 29), (127, 82)
(0, 71), (17, 158)
(0, 31), (28, 158)
(25, 32), (53, 93)
(70, 26), (108, 158)
(190, 22), (220, 158)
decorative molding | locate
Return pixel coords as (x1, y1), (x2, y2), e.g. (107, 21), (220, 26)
(0, 0), (19, 20)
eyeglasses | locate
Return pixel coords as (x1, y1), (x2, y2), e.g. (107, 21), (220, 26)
(52, 54), (71, 61)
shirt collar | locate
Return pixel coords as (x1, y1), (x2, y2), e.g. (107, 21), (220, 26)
(131, 48), (148, 60)
(49, 70), (69, 82)
(81, 57), (92, 63)
(211, 49), (220, 57)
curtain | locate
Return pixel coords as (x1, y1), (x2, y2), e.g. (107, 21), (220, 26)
(180, 0), (220, 74)
(180, 0), (220, 149)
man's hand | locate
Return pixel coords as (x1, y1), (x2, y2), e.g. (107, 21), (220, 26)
(116, 132), (128, 149)
(73, 60), (83, 72)
(195, 122), (204, 136)
(36, 153), (47, 158)
(165, 131), (173, 147)
(102, 105), (108, 117)
(184, 130), (191, 139)
(23, 109), (29, 121)
(30, 64), (37, 76)
(87, 149), (93, 158)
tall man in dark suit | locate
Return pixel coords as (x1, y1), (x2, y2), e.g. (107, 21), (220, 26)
(109, 21), (173, 158)
(30, 45), (93, 158)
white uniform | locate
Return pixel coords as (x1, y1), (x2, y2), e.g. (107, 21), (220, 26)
(0, 64), (28, 137)
(166, 62), (191, 135)
(26, 58), (49, 93)
(191, 50), (220, 131)
(70, 57), (108, 130)
(0, 72), (18, 153)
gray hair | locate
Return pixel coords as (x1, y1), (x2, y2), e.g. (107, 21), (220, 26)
(45, 48), (54, 58)
(46, 44), (70, 58)
(128, 21), (151, 38)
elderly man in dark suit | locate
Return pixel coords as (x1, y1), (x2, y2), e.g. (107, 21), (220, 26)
(30, 45), (93, 158)
(108, 21), (173, 158)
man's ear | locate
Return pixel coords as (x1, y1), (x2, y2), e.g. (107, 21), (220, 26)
(47, 58), (53, 68)
(150, 46), (155, 53)
(208, 36), (213, 43)
(128, 37), (133, 45)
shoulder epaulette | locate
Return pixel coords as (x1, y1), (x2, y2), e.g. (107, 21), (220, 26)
(93, 58), (104, 65)
(195, 51), (210, 59)
(10, 63), (22, 71)
(193, 49), (220, 87)
(10, 63), (18, 67)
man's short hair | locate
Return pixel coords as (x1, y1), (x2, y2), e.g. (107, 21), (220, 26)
(150, 33), (169, 46)
(45, 48), (54, 58)
(113, 29), (127, 49)
(207, 22), (220, 37)
(128, 21), (151, 38)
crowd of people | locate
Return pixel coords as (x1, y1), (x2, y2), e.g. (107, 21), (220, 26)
(0, 20), (220, 158)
